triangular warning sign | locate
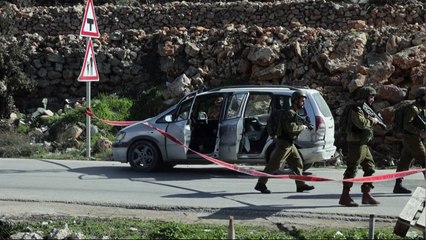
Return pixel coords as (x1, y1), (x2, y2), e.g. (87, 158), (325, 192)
(80, 0), (100, 38)
(78, 39), (99, 81)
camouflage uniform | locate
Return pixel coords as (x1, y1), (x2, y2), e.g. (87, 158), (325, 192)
(339, 86), (380, 207)
(394, 87), (426, 193)
(343, 105), (376, 185)
(255, 90), (314, 193)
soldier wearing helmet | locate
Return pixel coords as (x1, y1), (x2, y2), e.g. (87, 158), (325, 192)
(255, 90), (314, 194)
(339, 86), (380, 207)
(393, 87), (426, 194)
(355, 86), (377, 101)
(291, 90), (306, 102)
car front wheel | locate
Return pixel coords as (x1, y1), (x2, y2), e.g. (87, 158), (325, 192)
(128, 140), (162, 172)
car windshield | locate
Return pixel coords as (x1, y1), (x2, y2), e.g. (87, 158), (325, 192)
(312, 92), (332, 117)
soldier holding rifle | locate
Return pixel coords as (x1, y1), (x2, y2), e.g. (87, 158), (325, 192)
(254, 90), (315, 194)
(339, 86), (381, 207)
(393, 87), (426, 194)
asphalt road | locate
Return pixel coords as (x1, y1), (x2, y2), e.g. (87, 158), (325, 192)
(0, 158), (424, 227)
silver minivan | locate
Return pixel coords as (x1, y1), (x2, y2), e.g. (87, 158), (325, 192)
(112, 86), (336, 172)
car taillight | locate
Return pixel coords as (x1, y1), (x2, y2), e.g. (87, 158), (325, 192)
(315, 116), (326, 130)
(315, 116), (326, 139)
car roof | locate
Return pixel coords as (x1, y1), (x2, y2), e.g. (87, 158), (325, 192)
(196, 85), (317, 96)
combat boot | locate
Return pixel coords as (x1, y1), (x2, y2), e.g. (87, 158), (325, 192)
(361, 184), (380, 205)
(296, 184), (314, 192)
(339, 187), (359, 207)
(254, 183), (271, 194)
(393, 179), (411, 194)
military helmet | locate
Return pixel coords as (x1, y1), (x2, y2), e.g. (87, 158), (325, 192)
(291, 90), (307, 102)
(355, 86), (377, 100)
(414, 87), (426, 99)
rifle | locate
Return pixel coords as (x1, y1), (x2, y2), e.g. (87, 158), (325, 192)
(362, 102), (387, 129)
(296, 114), (314, 130)
(413, 114), (426, 131)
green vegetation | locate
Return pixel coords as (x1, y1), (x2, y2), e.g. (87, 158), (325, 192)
(15, 123), (31, 134)
(47, 107), (86, 127)
(32, 150), (87, 160)
(0, 3), (36, 118)
(0, 131), (45, 158)
(89, 88), (171, 133)
(0, 91), (172, 160)
(90, 93), (135, 134)
(0, 2), (18, 35)
(0, 41), (36, 119)
(2, 216), (420, 240)
(132, 85), (173, 120)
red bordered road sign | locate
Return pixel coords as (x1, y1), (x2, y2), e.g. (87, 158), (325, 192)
(78, 39), (99, 81)
(80, 0), (100, 38)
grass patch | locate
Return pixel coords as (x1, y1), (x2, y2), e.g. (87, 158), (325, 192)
(31, 150), (87, 160)
(91, 94), (134, 132)
(302, 228), (413, 240)
(3, 216), (421, 240)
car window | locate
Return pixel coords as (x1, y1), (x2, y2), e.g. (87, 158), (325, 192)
(156, 109), (175, 123)
(275, 94), (307, 116)
(275, 95), (291, 111)
(312, 92), (332, 117)
(297, 107), (307, 117)
(175, 98), (193, 121)
(225, 93), (245, 119)
(191, 94), (225, 120)
(245, 93), (272, 117)
(207, 96), (224, 120)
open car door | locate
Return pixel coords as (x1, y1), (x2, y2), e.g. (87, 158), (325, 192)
(165, 96), (194, 160)
(219, 92), (248, 160)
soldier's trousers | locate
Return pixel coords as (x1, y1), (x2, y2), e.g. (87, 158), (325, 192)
(397, 135), (426, 171)
(343, 142), (376, 189)
(257, 138), (305, 187)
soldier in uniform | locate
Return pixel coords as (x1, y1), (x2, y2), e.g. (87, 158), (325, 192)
(339, 86), (380, 207)
(393, 87), (426, 193)
(254, 90), (315, 194)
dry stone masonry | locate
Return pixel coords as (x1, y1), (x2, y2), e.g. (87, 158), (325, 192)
(1, 0), (425, 162)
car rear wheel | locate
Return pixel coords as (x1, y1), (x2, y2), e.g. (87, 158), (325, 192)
(128, 140), (162, 172)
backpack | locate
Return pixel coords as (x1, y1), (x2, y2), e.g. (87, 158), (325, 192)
(266, 109), (284, 137)
(337, 103), (356, 135)
(393, 100), (414, 134)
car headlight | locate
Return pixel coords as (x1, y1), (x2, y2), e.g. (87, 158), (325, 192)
(116, 131), (126, 142)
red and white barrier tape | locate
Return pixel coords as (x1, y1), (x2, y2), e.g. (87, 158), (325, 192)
(86, 108), (425, 183)
(85, 108), (138, 126)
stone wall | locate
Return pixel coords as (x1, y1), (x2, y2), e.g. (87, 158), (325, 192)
(1, 0), (426, 161)
(9, 1), (426, 34)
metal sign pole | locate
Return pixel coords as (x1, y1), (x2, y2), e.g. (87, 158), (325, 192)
(85, 36), (91, 160)
(86, 80), (91, 159)
(80, 0), (99, 160)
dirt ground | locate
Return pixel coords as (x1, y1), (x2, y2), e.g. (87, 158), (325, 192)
(0, 200), (397, 231)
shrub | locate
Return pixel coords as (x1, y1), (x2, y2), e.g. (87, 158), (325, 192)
(0, 130), (44, 157)
(16, 123), (30, 134)
(0, 3), (35, 117)
(0, 40), (36, 118)
(132, 86), (172, 120)
(47, 107), (86, 126)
